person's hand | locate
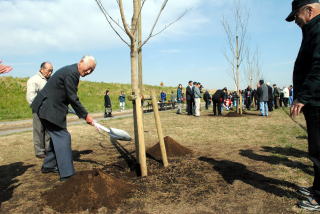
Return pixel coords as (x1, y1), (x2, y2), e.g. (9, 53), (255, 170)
(290, 102), (304, 118)
(0, 60), (13, 74)
(85, 114), (94, 126)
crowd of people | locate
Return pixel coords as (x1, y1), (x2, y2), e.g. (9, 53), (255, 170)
(167, 80), (294, 118)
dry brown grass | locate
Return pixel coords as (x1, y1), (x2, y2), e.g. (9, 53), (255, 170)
(0, 107), (314, 214)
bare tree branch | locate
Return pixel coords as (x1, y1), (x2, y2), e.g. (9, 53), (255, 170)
(140, 9), (188, 48)
(94, 0), (130, 46)
(118, 0), (134, 40)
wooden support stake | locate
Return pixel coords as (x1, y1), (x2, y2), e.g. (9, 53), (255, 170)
(135, 90), (148, 176)
(151, 91), (169, 167)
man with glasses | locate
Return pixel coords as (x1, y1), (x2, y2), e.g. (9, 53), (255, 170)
(27, 62), (53, 158)
(287, 0), (320, 211)
(31, 56), (96, 181)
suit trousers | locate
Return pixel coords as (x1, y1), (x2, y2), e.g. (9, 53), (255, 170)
(186, 99), (193, 115)
(213, 100), (222, 116)
(41, 119), (75, 178)
(303, 105), (320, 190)
(32, 113), (50, 156)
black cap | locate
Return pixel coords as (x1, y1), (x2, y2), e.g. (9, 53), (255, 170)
(286, 0), (320, 22)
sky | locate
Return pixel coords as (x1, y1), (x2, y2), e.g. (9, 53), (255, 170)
(0, 0), (302, 90)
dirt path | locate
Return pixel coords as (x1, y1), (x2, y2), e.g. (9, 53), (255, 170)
(0, 110), (133, 136)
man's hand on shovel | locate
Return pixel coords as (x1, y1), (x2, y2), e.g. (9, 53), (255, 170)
(86, 114), (94, 126)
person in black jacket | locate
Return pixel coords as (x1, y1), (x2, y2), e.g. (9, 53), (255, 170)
(104, 90), (112, 117)
(203, 89), (211, 110)
(31, 56), (96, 181)
(186, 80), (194, 115)
(212, 87), (227, 116)
(286, 0), (320, 210)
(267, 82), (273, 112)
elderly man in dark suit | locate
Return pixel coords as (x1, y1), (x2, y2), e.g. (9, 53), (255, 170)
(32, 56), (96, 181)
(186, 80), (194, 115)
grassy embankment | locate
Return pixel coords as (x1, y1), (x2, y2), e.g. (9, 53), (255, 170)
(0, 76), (176, 121)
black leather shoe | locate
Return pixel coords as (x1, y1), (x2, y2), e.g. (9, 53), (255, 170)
(41, 166), (59, 173)
(36, 154), (46, 159)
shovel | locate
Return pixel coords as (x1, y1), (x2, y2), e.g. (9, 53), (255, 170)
(93, 121), (131, 141)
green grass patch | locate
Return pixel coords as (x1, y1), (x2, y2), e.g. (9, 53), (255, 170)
(0, 76), (176, 121)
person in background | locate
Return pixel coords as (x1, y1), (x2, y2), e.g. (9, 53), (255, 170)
(31, 56), (96, 181)
(279, 87), (284, 107)
(186, 81), (194, 115)
(283, 86), (290, 107)
(273, 84), (280, 109)
(26, 62), (53, 159)
(118, 91), (126, 112)
(176, 84), (183, 114)
(244, 86), (252, 110)
(289, 85), (294, 106)
(160, 90), (167, 110)
(193, 82), (202, 117)
(267, 82), (273, 112)
(0, 60), (13, 74)
(104, 89), (112, 117)
(203, 89), (211, 110)
(257, 80), (269, 116)
(212, 87), (227, 116)
(170, 90), (177, 109)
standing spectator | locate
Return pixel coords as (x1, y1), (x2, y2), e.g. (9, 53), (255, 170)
(267, 82), (273, 112)
(186, 81), (194, 115)
(193, 82), (202, 117)
(212, 88), (227, 116)
(273, 84), (280, 109)
(104, 90), (112, 117)
(118, 91), (126, 112)
(286, 1), (320, 210)
(160, 91), (167, 110)
(31, 56), (96, 181)
(170, 91), (176, 109)
(244, 86), (252, 110)
(176, 84), (183, 114)
(289, 85), (294, 106)
(279, 87), (284, 107)
(26, 62), (53, 159)
(283, 86), (290, 107)
(0, 60), (13, 74)
(203, 89), (211, 110)
(257, 80), (269, 116)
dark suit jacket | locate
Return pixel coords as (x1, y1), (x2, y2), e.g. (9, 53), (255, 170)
(186, 85), (194, 101)
(31, 64), (88, 128)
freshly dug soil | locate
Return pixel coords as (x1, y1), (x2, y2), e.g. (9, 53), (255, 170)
(147, 136), (193, 161)
(43, 169), (135, 213)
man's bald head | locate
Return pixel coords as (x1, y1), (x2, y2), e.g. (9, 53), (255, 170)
(78, 56), (96, 77)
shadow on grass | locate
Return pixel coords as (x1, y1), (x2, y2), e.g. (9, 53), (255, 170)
(261, 146), (308, 158)
(198, 156), (300, 199)
(239, 149), (313, 176)
(0, 162), (35, 206)
(72, 150), (104, 166)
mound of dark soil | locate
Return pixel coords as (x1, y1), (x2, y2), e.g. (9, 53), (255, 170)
(43, 169), (135, 213)
(147, 136), (193, 161)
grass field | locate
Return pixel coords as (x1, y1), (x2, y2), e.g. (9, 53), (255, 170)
(0, 76), (176, 121)
(0, 107), (314, 213)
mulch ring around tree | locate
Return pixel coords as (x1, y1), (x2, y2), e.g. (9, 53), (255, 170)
(225, 111), (260, 117)
(146, 136), (193, 161)
(42, 169), (136, 213)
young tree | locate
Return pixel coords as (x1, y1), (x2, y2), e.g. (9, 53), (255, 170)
(222, 0), (249, 114)
(94, 0), (186, 176)
(244, 48), (262, 89)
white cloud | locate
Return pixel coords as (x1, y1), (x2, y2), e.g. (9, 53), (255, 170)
(0, 0), (216, 56)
